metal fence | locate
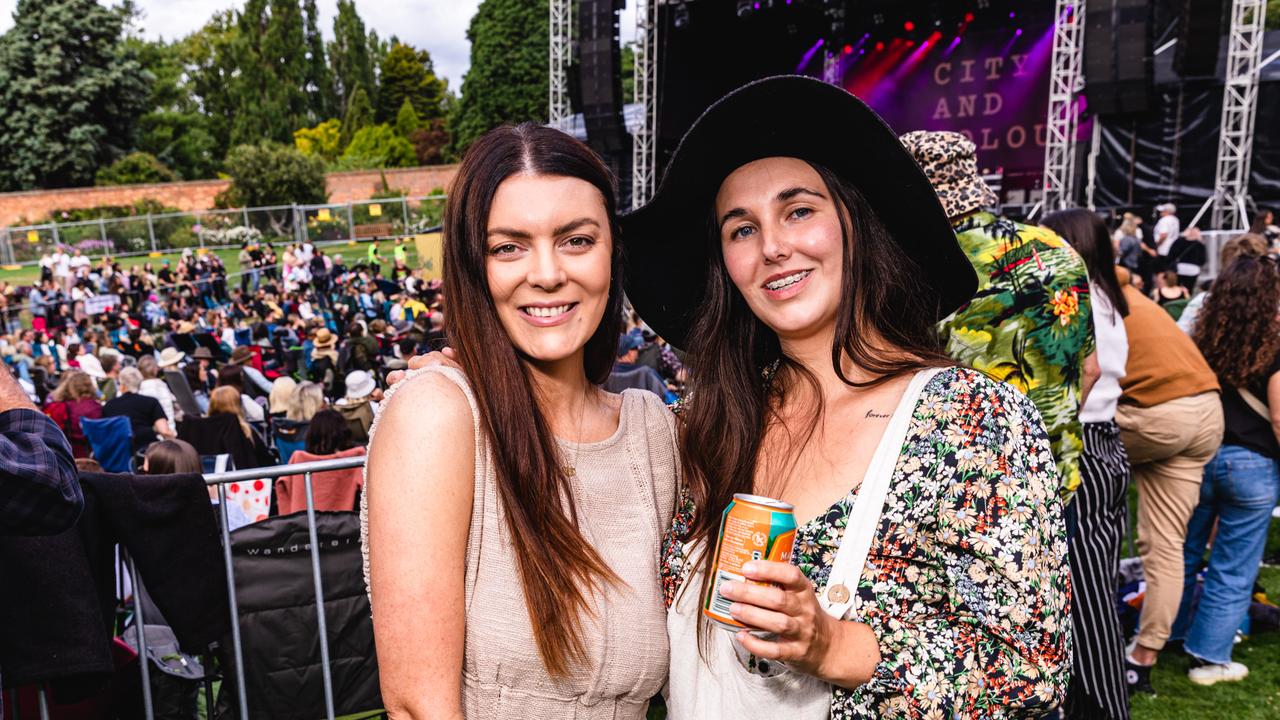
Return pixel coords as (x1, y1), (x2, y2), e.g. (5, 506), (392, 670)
(0, 195), (447, 268)
(126, 455), (370, 720)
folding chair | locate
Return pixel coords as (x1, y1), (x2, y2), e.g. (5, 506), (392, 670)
(81, 416), (134, 473)
(164, 369), (204, 420)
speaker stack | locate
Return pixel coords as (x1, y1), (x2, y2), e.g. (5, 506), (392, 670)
(1173, 0), (1225, 77)
(577, 0), (630, 189)
(1083, 0), (1156, 115)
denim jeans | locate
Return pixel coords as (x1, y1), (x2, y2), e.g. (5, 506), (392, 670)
(1170, 444), (1280, 663)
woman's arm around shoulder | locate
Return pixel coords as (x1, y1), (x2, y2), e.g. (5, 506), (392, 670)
(365, 370), (475, 720)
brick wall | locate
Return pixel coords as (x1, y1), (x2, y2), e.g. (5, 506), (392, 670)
(0, 164), (460, 228)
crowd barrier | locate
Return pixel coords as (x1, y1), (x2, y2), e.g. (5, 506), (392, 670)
(0, 195), (447, 268)
(125, 455), (370, 720)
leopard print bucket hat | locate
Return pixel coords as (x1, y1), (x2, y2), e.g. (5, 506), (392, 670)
(899, 130), (999, 220)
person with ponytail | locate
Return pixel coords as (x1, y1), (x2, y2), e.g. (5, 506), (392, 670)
(362, 122), (677, 719)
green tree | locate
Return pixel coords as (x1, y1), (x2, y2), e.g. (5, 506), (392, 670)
(294, 119), (342, 162)
(136, 112), (221, 179)
(340, 124), (416, 169)
(395, 98), (422, 137)
(302, 0), (337, 121)
(621, 42), (635, 105)
(376, 41), (448, 123)
(228, 0), (311, 146)
(448, 0), (548, 158)
(0, 0), (151, 189)
(95, 152), (178, 186)
(130, 37), (221, 179)
(219, 142), (328, 207)
(328, 0), (377, 114)
(340, 84), (374, 150)
(179, 11), (239, 162)
(1269, 0), (1280, 29)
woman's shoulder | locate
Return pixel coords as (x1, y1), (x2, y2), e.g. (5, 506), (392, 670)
(377, 366), (475, 431)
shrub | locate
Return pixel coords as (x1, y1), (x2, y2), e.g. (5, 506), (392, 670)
(95, 152), (178, 186)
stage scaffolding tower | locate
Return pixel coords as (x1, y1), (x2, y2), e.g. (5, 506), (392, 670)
(549, 0), (573, 131)
(632, 0), (660, 208)
(1212, 0), (1266, 231)
(1042, 0), (1085, 212)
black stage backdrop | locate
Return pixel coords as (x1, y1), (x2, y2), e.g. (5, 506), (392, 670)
(1093, 30), (1280, 214)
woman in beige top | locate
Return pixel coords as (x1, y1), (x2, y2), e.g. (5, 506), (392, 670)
(362, 122), (677, 719)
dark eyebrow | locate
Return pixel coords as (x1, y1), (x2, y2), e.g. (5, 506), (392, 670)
(487, 227), (532, 240)
(776, 186), (827, 203)
(552, 217), (600, 237)
(718, 186), (827, 229)
(487, 217), (599, 241)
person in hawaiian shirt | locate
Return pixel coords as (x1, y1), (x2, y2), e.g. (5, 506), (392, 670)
(901, 130), (1099, 502)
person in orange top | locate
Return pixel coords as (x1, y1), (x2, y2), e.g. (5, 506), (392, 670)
(1113, 265), (1222, 694)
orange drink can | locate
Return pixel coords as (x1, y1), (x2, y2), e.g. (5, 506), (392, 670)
(703, 493), (797, 630)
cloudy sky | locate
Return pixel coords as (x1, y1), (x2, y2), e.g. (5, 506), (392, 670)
(0, 1), (638, 93)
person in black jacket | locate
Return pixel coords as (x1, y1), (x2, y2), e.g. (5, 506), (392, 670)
(1168, 227), (1209, 292)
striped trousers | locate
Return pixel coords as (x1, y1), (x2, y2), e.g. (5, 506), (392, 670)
(1065, 421), (1132, 720)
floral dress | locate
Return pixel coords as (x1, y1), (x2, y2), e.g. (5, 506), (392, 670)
(661, 367), (1071, 719)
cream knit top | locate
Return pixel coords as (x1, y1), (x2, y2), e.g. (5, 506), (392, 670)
(360, 366), (679, 719)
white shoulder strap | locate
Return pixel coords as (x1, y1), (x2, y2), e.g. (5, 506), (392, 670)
(817, 368), (942, 620)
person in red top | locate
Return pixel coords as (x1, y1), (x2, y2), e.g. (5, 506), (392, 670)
(43, 370), (102, 458)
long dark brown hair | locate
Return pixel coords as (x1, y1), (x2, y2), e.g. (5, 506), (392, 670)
(443, 122), (625, 677)
(679, 161), (951, 619)
(1042, 208), (1130, 318)
(1193, 254), (1280, 387)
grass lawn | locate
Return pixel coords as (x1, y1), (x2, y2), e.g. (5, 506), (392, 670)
(1130, 501), (1280, 720)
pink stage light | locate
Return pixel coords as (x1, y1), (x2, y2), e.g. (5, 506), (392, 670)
(904, 21), (915, 32)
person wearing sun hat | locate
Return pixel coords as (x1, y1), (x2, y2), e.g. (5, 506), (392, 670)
(901, 129), (1097, 503)
(622, 76), (1068, 719)
(309, 327), (340, 398)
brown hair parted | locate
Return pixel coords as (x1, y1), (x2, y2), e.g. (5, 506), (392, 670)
(442, 121), (625, 677)
(209, 385), (251, 439)
(1194, 254), (1280, 387)
(144, 439), (202, 475)
(679, 160), (951, 624)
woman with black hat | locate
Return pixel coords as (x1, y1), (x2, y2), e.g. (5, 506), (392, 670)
(624, 76), (1070, 718)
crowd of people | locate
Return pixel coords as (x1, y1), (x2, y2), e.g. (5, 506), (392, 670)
(2, 75), (1279, 720)
(0, 233), (688, 503)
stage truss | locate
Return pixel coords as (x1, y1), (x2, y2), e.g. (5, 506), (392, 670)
(549, 0), (573, 131)
(1041, 0), (1084, 213)
(1212, 0), (1266, 231)
(632, 0), (660, 208)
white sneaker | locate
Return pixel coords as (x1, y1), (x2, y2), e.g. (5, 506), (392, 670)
(1188, 661), (1249, 686)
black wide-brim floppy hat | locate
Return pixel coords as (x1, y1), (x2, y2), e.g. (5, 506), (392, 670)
(620, 75), (977, 351)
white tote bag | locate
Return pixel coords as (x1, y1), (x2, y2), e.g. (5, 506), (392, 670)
(664, 369), (940, 720)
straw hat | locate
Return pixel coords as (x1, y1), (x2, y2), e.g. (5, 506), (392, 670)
(157, 347), (185, 368)
(313, 328), (337, 349)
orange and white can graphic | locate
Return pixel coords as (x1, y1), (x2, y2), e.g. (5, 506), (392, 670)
(703, 493), (797, 630)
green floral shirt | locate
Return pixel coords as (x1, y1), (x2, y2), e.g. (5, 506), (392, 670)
(937, 212), (1095, 498)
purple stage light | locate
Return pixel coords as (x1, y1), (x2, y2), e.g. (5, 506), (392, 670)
(795, 37), (825, 73)
(1015, 28), (1023, 35)
(1009, 12), (1016, 19)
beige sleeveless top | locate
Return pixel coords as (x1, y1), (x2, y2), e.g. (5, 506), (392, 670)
(360, 366), (679, 719)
